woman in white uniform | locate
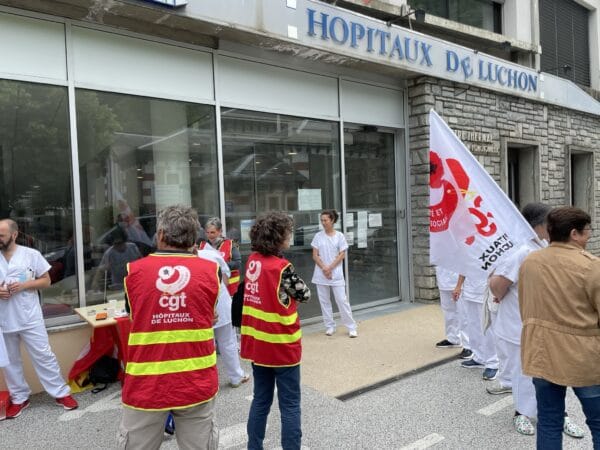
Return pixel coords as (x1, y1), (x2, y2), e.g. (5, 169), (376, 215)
(311, 210), (357, 338)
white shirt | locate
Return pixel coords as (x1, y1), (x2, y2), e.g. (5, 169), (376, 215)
(311, 230), (348, 286)
(494, 239), (545, 345)
(0, 245), (51, 332)
(461, 275), (488, 303)
(435, 266), (459, 291)
(197, 244), (231, 328)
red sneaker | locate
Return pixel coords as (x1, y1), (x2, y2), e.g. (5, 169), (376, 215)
(56, 395), (78, 410)
(6, 399), (30, 419)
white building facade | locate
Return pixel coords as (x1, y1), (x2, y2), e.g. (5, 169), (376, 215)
(0, 0), (599, 346)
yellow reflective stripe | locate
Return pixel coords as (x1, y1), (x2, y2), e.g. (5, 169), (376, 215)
(243, 305), (298, 326)
(241, 325), (301, 344)
(126, 352), (217, 376)
(128, 328), (214, 346)
(228, 275), (240, 284)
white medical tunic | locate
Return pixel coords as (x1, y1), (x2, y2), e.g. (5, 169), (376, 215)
(0, 246), (51, 333)
(494, 240), (545, 345)
(311, 230), (348, 286)
(197, 244), (232, 328)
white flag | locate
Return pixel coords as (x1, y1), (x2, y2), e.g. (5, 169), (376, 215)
(428, 109), (536, 278)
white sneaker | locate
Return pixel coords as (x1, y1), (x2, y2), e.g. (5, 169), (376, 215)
(325, 327), (335, 336)
(349, 330), (358, 338)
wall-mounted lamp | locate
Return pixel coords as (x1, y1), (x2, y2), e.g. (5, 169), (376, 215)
(474, 40), (511, 55)
(386, 8), (426, 29)
(539, 64), (572, 75)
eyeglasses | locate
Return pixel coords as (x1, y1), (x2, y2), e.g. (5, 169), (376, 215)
(583, 227), (593, 232)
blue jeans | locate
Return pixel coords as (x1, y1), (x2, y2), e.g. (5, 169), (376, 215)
(533, 377), (600, 450)
(247, 363), (301, 450)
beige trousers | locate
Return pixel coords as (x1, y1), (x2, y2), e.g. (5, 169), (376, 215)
(117, 398), (218, 450)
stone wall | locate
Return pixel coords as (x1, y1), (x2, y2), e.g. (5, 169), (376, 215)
(408, 76), (600, 302)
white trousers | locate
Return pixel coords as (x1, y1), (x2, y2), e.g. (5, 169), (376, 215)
(440, 290), (468, 346)
(492, 332), (514, 388)
(463, 300), (498, 369)
(499, 338), (537, 417)
(214, 324), (245, 385)
(2, 322), (70, 403)
(316, 284), (356, 332)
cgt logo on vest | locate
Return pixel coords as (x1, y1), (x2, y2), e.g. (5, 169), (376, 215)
(245, 260), (261, 295)
(156, 265), (191, 311)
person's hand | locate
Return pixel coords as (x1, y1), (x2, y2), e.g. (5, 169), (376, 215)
(451, 287), (461, 301)
(0, 284), (10, 300)
(7, 281), (26, 295)
(323, 267), (333, 279)
(212, 312), (219, 326)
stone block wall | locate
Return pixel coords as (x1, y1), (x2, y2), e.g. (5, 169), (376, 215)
(408, 76), (600, 302)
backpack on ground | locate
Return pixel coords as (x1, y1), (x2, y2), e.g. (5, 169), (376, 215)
(89, 355), (119, 393)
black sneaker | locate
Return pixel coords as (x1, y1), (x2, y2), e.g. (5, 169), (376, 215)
(458, 348), (473, 359)
(435, 339), (460, 348)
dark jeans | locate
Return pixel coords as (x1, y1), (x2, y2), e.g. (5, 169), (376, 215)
(247, 363), (301, 450)
(533, 377), (600, 450)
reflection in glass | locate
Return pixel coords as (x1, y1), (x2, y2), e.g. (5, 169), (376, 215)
(76, 90), (217, 304)
(345, 126), (400, 303)
(221, 109), (340, 319)
(409, 0), (501, 32)
(0, 80), (76, 318)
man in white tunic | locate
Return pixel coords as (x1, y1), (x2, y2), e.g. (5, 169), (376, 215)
(197, 241), (249, 388)
(0, 219), (77, 420)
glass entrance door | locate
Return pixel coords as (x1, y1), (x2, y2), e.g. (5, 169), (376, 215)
(344, 125), (400, 304)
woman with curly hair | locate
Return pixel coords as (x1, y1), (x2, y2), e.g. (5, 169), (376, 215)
(240, 212), (310, 450)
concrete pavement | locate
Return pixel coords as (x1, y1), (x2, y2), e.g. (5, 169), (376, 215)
(0, 301), (595, 449)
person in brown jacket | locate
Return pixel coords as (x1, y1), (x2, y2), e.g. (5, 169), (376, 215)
(519, 206), (600, 450)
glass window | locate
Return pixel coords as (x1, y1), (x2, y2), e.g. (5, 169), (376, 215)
(221, 108), (341, 319)
(0, 79), (76, 319)
(410, 0), (502, 33)
(76, 90), (217, 304)
(506, 146), (538, 210)
(345, 126), (400, 303)
(569, 150), (593, 211)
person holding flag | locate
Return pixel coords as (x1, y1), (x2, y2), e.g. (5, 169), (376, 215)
(428, 109), (536, 380)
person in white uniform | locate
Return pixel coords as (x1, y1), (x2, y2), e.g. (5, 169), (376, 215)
(0, 219), (77, 420)
(434, 266), (471, 359)
(489, 203), (585, 439)
(456, 274), (499, 380)
(197, 241), (249, 388)
(311, 210), (357, 338)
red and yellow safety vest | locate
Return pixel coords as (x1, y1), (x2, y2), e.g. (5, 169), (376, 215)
(240, 253), (302, 367)
(123, 253), (220, 410)
(200, 239), (240, 296)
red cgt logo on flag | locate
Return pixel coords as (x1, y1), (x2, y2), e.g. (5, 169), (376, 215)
(429, 150), (497, 244)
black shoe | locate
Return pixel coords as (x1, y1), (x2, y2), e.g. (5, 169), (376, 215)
(458, 348), (473, 359)
(435, 339), (461, 348)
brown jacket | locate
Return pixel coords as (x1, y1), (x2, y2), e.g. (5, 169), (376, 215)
(519, 242), (600, 387)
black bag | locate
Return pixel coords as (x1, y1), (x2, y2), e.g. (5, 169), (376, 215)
(231, 281), (244, 328)
(89, 355), (119, 393)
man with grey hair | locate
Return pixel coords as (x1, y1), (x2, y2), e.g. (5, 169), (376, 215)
(0, 218), (78, 419)
(119, 205), (221, 450)
(489, 203), (584, 439)
(201, 217), (242, 297)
